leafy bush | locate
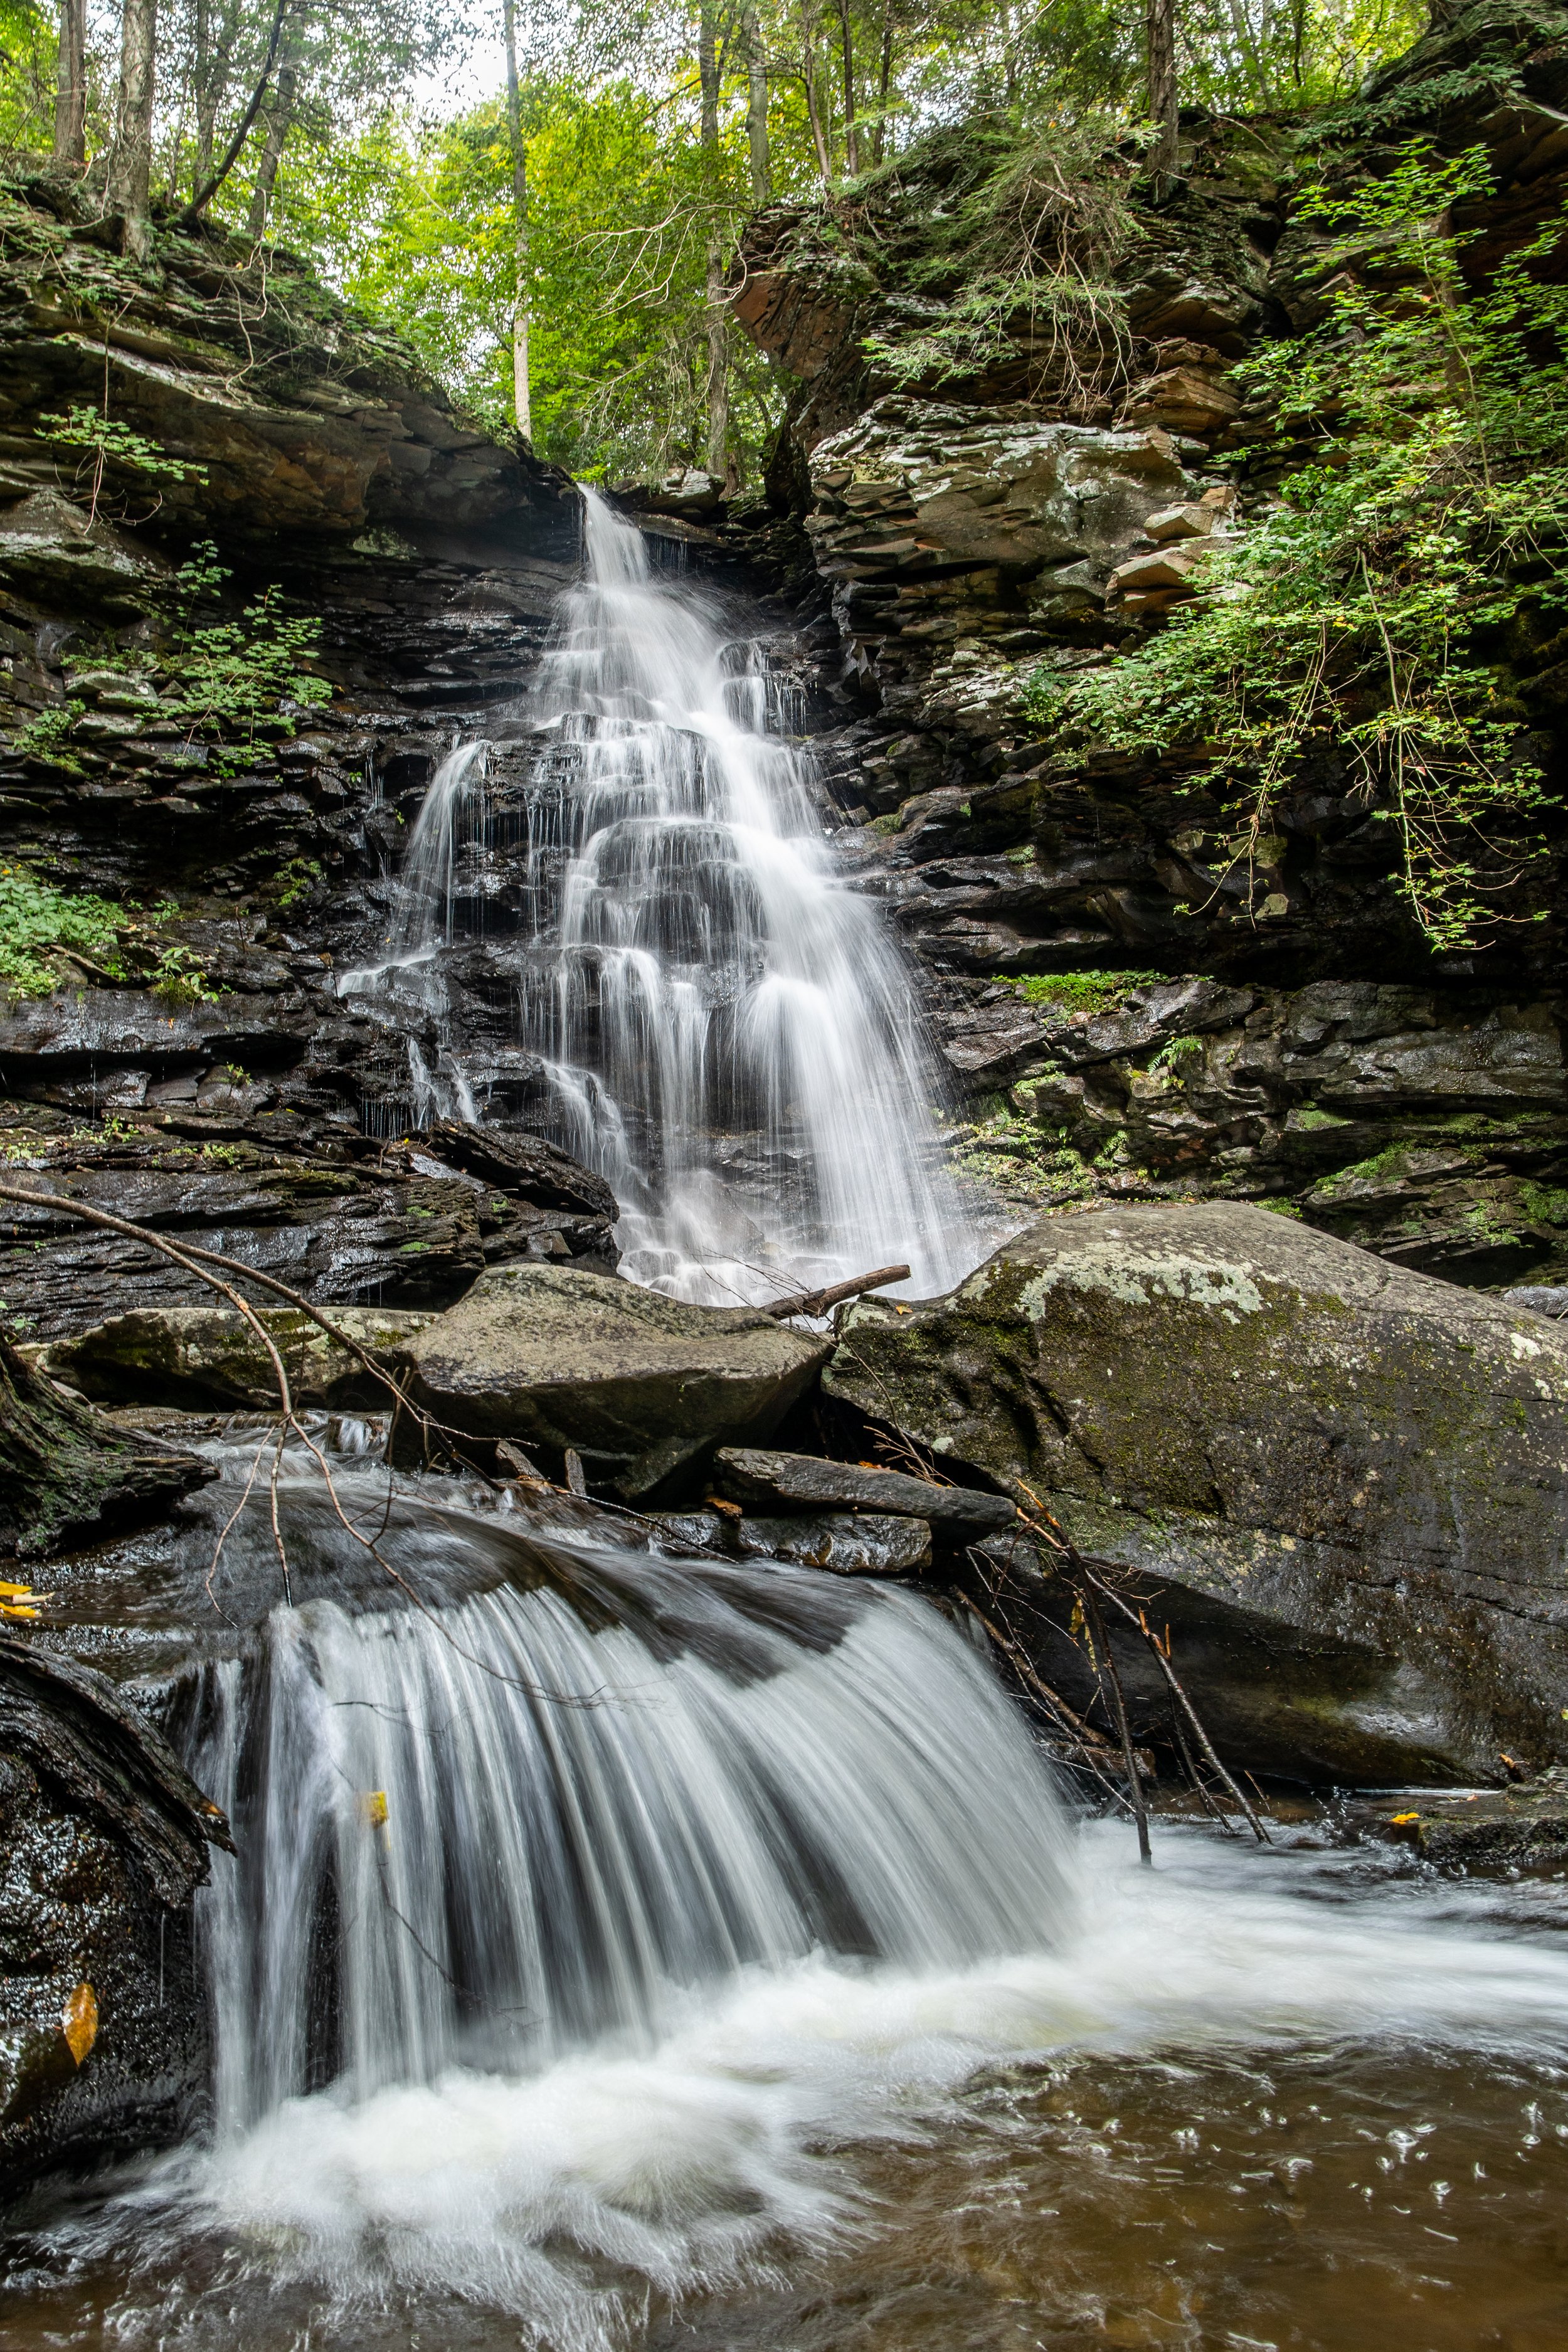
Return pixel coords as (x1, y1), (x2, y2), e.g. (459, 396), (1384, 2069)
(0, 864), (211, 1002)
(1025, 143), (1568, 951)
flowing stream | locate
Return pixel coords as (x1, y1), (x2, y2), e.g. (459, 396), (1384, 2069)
(342, 490), (983, 1303)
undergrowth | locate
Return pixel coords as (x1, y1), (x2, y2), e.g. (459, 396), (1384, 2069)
(1025, 141), (1568, 951)
(0, 864), (212, 1002)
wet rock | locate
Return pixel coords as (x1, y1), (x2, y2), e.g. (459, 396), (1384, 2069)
(38, 1305), (437, 1412)
(0, 1337), (213, 1564)
(385, 1266), (832, 1467)
(0, 1633), (230, 2197)
(824, 1202), (1568, 1784)
(654, 1508), (933, 1574)
(0, 1118), (619, 1341)
(1360, 1768), (1568, 1869)
(713, 1445), (1016, 1531)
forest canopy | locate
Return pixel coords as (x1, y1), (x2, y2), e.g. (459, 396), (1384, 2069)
(0, 0), (1428, 480)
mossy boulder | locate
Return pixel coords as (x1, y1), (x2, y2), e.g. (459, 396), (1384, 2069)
(39, 1305), (436, 1412)
(824, 1202), (1568, 1784)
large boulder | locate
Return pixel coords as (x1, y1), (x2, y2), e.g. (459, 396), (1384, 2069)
(386, 1265), (832, 1491)
(824, 1203), (1568, 1785)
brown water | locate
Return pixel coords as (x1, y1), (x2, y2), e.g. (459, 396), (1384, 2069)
(4, 1825), (1565, 2352)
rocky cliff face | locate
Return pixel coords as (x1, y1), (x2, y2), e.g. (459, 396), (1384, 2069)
(731, 0), (1568, 1289)
(0, 181), (634, 1333)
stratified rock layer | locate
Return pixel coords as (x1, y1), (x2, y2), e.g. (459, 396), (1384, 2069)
(825, 1202), (1568, 1782)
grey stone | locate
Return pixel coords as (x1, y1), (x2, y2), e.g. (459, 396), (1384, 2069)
(39, 1305), (437, 1411)
(824, 1202), (1568, 1784)
(1503, 1286), (1568, 1318)
(386, 1267), (832, 1458)
(714, 1445), (1016, 1530)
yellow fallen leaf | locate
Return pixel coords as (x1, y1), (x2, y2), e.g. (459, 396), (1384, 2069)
(0, 1602), (39, 1620)
(61, 1981), (97, 2066)
(1389, 1811), (1420, 1825)
(361, 1791), (388, 1828)
(0, 1579), (34, 1597)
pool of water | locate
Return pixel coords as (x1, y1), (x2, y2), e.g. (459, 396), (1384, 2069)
(4, 1821), (1565, 2352)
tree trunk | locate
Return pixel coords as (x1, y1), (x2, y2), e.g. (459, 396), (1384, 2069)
(871, 0), (893, 165)
(835, 0), (858, 176)
(1145, 0), (1179, 180)
(109, 0), (159, 258)
(742, 0), (770, 204)
(245, 47), (295, 239)
(699, 0), (727, 479)
(502, 0), (531, 442)
(798, 0), (832, 184)
(52, 0), (86, 167)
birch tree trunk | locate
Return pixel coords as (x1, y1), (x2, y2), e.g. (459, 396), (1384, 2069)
(699, 0), (726, 480)
(52, 0), (86, 167)
(109, 0), (159, 258)
(1145, 0), (1179, 179)
(245, 48), (296, 238)
(798, 0), (832, 184)
(743, 0), (770, 204)
(502, 0), (532, 442)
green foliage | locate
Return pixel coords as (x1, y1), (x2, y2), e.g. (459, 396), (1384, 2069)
(1148, 1032), (1205, 1076)
(1008, 968), (1163, 1014)
(1027, 145), (1568, 953)
(167, 574), (331, 755)
(10, 699), (85, 769)
(38, 406), (208, 486)
(0, 862), (211, 1003)
(272, 857), (324, 908)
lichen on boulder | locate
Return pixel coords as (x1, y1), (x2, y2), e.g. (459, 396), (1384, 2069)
(825, 1201), (1568, 1783)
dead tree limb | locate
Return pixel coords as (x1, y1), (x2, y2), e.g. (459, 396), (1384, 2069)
(760, 1263), (911, 1320)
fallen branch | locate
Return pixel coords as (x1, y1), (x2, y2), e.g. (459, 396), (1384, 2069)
(760, 1263), (911, 1320)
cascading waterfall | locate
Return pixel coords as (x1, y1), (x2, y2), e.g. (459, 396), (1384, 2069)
(343, 489), (985, 1303)
(188, 1497), (1074, 2135)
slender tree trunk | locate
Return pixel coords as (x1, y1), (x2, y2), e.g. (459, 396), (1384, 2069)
(698, 0), (726, 479)
(798, 0), (832, 184)
(245, 48), (295, 238)
(1145, 0), (1179, 179)
(742, 0), (770, 204)
(871, 0), (893, 162)
(109, 0), (159, 258)
(835, 0), (858, 175)
(53, 0), (86, 167)
(193, 0), (215, 190)
(502, 0), (531, 442)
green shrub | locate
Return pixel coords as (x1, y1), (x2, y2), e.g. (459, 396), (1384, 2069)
(1026, 142), (1568, 952)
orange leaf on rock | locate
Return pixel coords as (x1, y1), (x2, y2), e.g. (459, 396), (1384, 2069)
(61, 1981), (97, 2065)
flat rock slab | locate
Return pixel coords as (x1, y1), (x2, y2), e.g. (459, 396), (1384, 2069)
(1360, 1769), (1568, 1868)
(714, 1446), (1016, 1530)
(655, 1510), (933, 1576)
(386, 1266), (832, 1459)
(824, 1200), (1568, 1784)
(40, 1305), (435, 1411)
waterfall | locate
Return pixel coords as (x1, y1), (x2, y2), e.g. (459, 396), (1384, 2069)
(343, 489), (985, 1304)
(186, 1498), (1074, 2134)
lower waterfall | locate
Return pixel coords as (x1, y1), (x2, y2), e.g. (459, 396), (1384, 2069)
(185, 1507), (1074, 2131)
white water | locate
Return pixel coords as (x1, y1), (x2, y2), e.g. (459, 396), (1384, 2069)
(341, 490), (983, 1303)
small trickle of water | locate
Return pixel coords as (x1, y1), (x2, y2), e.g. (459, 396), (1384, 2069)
(343, 490), (985, 1303)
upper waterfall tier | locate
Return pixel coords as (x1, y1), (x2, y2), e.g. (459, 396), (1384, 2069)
(343, 489), (985, 1305)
